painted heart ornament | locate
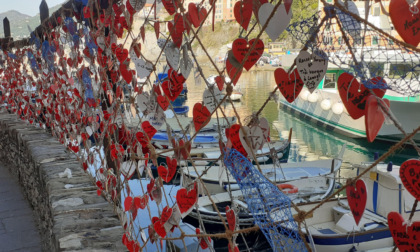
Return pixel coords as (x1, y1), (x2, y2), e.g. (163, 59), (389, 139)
(337, 73), (386, 120)
(258, 3), (292, 41)
(400, 159), (420, 201)
(274, 68), (304, 103)
(232, 38), (264, 71)
(193, 103), (211, 132)
(365, 95), (390, 142)
(346, 179), (367, 225)
(388, 211), (420, 252)
(296, 50), (328, 93)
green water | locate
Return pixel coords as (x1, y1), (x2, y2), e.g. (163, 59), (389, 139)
(183, 69), (418, 167)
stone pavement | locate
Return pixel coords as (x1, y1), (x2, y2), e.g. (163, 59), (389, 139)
(0, 162), (42, 252)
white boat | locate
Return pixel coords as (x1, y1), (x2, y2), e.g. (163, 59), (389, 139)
(181, 146), (343, 195)
(277, 64), (420, 144)
(276, 161), (420, 251)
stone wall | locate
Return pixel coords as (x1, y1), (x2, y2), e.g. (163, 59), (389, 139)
(0, 113), (125, 251)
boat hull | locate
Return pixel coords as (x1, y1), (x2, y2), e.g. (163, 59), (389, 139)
(277, 88), (420, 144)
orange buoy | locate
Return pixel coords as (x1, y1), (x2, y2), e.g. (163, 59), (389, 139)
(277, 183), (298, 194)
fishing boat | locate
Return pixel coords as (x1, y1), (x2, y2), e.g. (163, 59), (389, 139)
(181, 144), (343, 195)
(173, 105), (189, 116)
(277, 63), (420, 144)
(276, 161), (420, 251)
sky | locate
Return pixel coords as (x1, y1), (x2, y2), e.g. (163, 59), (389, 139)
(0, 0), (68, 17)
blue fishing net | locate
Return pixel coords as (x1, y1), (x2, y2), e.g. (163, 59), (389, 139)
(287, 4), (420, 96)
(223, 148), (307, 251)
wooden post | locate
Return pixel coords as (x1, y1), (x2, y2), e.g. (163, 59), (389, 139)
(3, 17), (10, 38)
(40, 0), (49, 24)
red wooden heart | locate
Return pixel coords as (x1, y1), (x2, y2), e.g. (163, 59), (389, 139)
(232, 38), (264, 71)
(365, 96), (390, 142)
(154, 22), (160, 39)
(228, 124), (248, 157)
(188, 3), (207, 28)
(157, 95), (169, 111)
(234, 0), (253, 31)
(158, 157), (177, 183)
(274, 68), (304, 103)
(168, 13), (184, 48)
(388, 211), (420, 252)
(116, 47), (129, 63)
(120, 64), (133, 83)
(400, 159), (420, 201)
(215, 75), (224, 91)
(337, 73), (386, 120)
(124, 196), (133, 211)
(162, 70), (185, 101)
(147, 179), (155, 195)
(346, 179), (367, 225)
(141, 121), (157, 139)
(193, 103), (211, 132)
(136, 132), (148, 147)
(176, 182), (198, 214)
(226, 55), (242, 85)
(226, 206), (236, 231)
(134, 194), (149, 210)
(153, 219), (167, 238)
(161, 206), (173, 223)
(390, 0), (420, 47)
(162, 0), (177, 15)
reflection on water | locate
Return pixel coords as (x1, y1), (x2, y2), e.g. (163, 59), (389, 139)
(185, 69), (417, 166)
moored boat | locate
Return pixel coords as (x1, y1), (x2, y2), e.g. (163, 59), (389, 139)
(181, 147), (343, 195)
(276, 64), (420, 144)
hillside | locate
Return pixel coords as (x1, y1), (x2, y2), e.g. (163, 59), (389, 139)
(0, 4), (61, 39)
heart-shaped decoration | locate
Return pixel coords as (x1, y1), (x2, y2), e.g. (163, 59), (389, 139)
(240, 124), (265, 154)
(161, 206), (173, 223)
(164, 42), (180, 70)
(296, 50), (328, 93)
(259, 117), (270, 142)
(120, 63), (133, 83)
(131, 52), (153, 79)
(390, 0), (420, 47)
(153, 219), (167, 238)
(180, 55), (193, 79)
(226, 206), (237, 231)
(146, 110), (166, 130)
(234, 0), (253, 31)
(158, 157), (177, 183)
(189, 3), (207, 28)
(388, 212), (420, 252)
(129, 0), (146, 12)
(232, 38), (264, 71)
(226, 50), (243, 85)
(124, 196), (133, 211)
(176, 182), (198, 216)
(121, 161), (137, 179)
(203, 86), (223, 113)
(258, 3), (292, 41)
(134, 194), (149, 209)
(227, 124), (248, 157)
(116, 47), (129, 63)
(337, 73), (386, 120)
(346, 179), (367, 225)
(179, 139), (191, 160)
(162, 69), (185, 101)
(168, 14), (184, 48)
(141, 121), (157, 140)
(336, 0), (361, 41)
(400, 159), (420, 201)
(157, 95), (169, 111)
(162, 0), (177, 15)
(193, 103), (211, 132)
(365, 96), (390, 142)
(215, 75), (224, 91)
(274, 68), (304, 103)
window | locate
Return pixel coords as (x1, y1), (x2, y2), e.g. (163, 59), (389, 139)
(372, 36), (379, 45)
(338, 37), (342, 45)
(388, 38), (394, 45)
(323, 73), (336, 88)
(373, 6), (380, 16)
(369, 63), (384, 77)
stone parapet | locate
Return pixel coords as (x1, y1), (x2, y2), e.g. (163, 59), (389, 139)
(0, 113), (125, 251)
